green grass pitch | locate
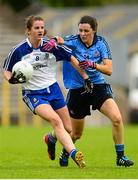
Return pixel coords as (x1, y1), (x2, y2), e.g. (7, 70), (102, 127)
(0, 124), (137, 179)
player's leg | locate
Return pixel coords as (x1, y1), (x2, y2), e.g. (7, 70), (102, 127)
(71, 118), (85, 142)
(23, 90), (57, 160)
(59, 118), (85, 166)
(100, 98), (124, 144)
(35, 104), (86, 168)
(59, 87), (90, 167)
(43, 84), (72, 160)
(43, 106), (72, 160)
(56, 106), (72, 166)
(56, 105), (72, 134)
(100, 98), (134, 167)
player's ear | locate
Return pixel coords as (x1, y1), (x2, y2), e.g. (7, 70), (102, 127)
(44, 29), (47, 36)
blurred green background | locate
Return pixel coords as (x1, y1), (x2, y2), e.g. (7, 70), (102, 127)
(1, 0), (138, 11)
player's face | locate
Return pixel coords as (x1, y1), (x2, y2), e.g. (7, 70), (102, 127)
(78, 23), (96, 46)
(28, 20), (45, 41)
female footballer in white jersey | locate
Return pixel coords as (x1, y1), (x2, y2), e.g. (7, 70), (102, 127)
(3, 15), (93, 168)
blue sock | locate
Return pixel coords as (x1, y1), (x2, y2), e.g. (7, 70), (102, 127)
(70, 149), (77, 159)
(48, 133), (57, 143)
(115, 144), (124, 158)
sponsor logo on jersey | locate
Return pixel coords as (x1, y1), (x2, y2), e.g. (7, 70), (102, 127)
(93, 51), (100, 57)
(45, 53), (49, 59)
(33, 98), (39, 104)
(33, 64), (48, 70)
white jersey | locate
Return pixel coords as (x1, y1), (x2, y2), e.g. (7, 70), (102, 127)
(3, 37), (72, 90)
(22, 48), (57, 90)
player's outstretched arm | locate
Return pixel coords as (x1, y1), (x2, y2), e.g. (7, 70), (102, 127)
(70, 56), (93, 93)
(54, 36), (64, 44)
(70, 56), (89, 80)
(42, 39), (93, 93)
(42, 37), (64, 52)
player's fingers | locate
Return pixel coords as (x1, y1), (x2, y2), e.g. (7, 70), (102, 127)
(12, 71), (16, 77)
(79, 64), (87, 68)
(43, 44), (52, 51)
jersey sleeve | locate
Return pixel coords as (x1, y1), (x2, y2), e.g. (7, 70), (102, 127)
(64, 35), (77, 49)
(51, 45), (73, 61)
(99, 38), (112, 60)
(3, 48), (22, 72)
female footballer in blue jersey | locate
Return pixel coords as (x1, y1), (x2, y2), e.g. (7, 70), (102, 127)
(3, 15), (94, 168)
(43, 15), (134, 167)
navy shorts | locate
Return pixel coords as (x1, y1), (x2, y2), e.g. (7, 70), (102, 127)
(66, 84), (113, 119)
(22, 82), (66, 114)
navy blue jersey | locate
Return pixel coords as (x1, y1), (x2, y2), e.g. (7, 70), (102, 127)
(63, 34), (112, 89)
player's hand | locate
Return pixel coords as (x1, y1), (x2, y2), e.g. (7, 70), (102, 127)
(53, 36), (64, 44)
(9, 71), (26, 84)
(42, 39), (57, 52)
(82, 78), (93, 94)
(79, 60), (96, 69)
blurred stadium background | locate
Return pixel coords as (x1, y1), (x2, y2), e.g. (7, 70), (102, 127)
(1, 0), (138, 127)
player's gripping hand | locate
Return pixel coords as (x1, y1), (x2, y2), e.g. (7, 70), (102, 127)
(82, 78), (93, 93)
(9, 72), (26, 84)
(79, 60), (96, 69)
(42, 39), (57, 52)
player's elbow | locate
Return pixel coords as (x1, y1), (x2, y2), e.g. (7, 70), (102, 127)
(106, 67), (112, 76)
(107, 69), (112, 76)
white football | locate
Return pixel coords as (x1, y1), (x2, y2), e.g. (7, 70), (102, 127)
(12, 60), (34, 81)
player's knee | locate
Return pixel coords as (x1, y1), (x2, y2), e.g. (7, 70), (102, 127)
(72, 132), (82, 141)
(66, 128), (72, 135)
(112, 114), (122, 127)
(50, 117), (62, 127)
